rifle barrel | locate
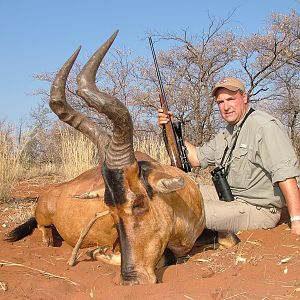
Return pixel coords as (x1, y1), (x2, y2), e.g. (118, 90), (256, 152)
(148, 37), (169, 111)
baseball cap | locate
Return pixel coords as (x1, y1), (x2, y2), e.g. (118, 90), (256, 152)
(211, 77), (245, 97)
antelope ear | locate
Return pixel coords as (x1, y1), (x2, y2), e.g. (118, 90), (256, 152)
(148, 172), (185, 194)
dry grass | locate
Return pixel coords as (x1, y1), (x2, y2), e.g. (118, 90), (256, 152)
(0, 125), (28, 202)
(134, 134), (170, 164)
(1, 122), (211, 204)
(23, 163), (59, 179)
(2, 126), (99, 189)
(2, 199), (37, 225)
(59, 128), (98, 180)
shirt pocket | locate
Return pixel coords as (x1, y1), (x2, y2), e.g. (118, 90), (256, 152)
(228, 147), (250, 189)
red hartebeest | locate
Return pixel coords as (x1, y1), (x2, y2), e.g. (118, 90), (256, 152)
(6, 31), (239, 285)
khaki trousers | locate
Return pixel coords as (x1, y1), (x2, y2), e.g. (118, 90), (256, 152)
(199, 185), (281, 233)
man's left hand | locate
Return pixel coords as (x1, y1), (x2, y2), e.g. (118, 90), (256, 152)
(291, 221), (300, 236)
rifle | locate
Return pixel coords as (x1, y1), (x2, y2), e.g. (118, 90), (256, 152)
(149, 37), (191, 173)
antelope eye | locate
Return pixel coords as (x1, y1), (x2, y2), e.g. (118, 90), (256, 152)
(132, 194), (148, 215)
(132, 195), (144, 209)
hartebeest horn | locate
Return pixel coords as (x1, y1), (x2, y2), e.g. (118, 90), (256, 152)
(50, 46), (110, 162)
(77, 30), (135, 169)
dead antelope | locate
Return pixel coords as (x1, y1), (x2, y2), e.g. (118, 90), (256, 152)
(6, 31), (239, 285)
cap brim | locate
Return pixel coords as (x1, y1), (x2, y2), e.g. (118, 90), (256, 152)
(211, 85), (241, 97)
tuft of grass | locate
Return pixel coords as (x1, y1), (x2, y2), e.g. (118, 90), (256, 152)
(2, 199), (37, 225)
(21, 163), (60, 180)
(134, 134), (170, 165)
(0, 125), (28, 203)
(59, 128), (98, 180)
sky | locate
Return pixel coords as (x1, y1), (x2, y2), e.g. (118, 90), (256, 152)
(0, 0), (299, 124)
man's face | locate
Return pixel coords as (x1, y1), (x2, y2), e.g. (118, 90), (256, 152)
(215, 88), (248, 125)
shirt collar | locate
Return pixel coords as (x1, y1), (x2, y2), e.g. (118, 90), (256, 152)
(234, 107), (251, 130)
(223, 107), (251, 141)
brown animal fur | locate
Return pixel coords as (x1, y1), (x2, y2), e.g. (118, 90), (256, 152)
(6, 32), (239, 285)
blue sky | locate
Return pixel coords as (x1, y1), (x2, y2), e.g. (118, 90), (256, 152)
(1, 0), (299, 124)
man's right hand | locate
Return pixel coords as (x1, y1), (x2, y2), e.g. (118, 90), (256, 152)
(157, 108), (200, 168)
(158, 108), (174, 128)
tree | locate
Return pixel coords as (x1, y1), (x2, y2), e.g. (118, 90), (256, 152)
(237, 11), (300, 154)
(235, 11), (300, 101)
(20, 102), (60, 167)
(33, 10), (300, 163)
(134, 13), (237, 144)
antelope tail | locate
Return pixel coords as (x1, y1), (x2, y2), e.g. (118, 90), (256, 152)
(5, 217), (38, 242)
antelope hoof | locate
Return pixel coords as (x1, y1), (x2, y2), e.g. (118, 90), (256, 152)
(87, 246), (121, 266)
(38, 226), (54, 247)
(218, 232), (240, 249)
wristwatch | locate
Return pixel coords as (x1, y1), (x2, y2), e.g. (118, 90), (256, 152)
(290, 215), (300, 222)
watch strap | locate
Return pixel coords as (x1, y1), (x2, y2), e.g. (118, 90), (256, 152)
(290, 215), (300, 222)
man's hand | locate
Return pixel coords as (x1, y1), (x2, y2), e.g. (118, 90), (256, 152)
(291, 221), (300, 236)
(278, 178), (300, 237)
(158, 108), (174, 128)
(157, 109), (200, 168)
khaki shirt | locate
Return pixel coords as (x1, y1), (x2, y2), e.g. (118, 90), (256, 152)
(196, 109), (300, 208)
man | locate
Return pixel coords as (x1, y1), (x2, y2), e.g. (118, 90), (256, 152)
(158, 77), (300, 236)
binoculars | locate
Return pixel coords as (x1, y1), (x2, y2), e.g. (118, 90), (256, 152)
(211, 166), (234, 202)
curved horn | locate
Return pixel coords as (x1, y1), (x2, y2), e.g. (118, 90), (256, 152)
(50, 47), (110, 163)
(77, 30), (135, 169)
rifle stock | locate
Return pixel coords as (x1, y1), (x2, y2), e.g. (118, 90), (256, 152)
(159, 94), (183, 168)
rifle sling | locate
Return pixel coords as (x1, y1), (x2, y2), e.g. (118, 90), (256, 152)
(220, 108), (255, 168)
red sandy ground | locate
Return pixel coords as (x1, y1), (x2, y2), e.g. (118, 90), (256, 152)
(0, 179), (300, 300)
